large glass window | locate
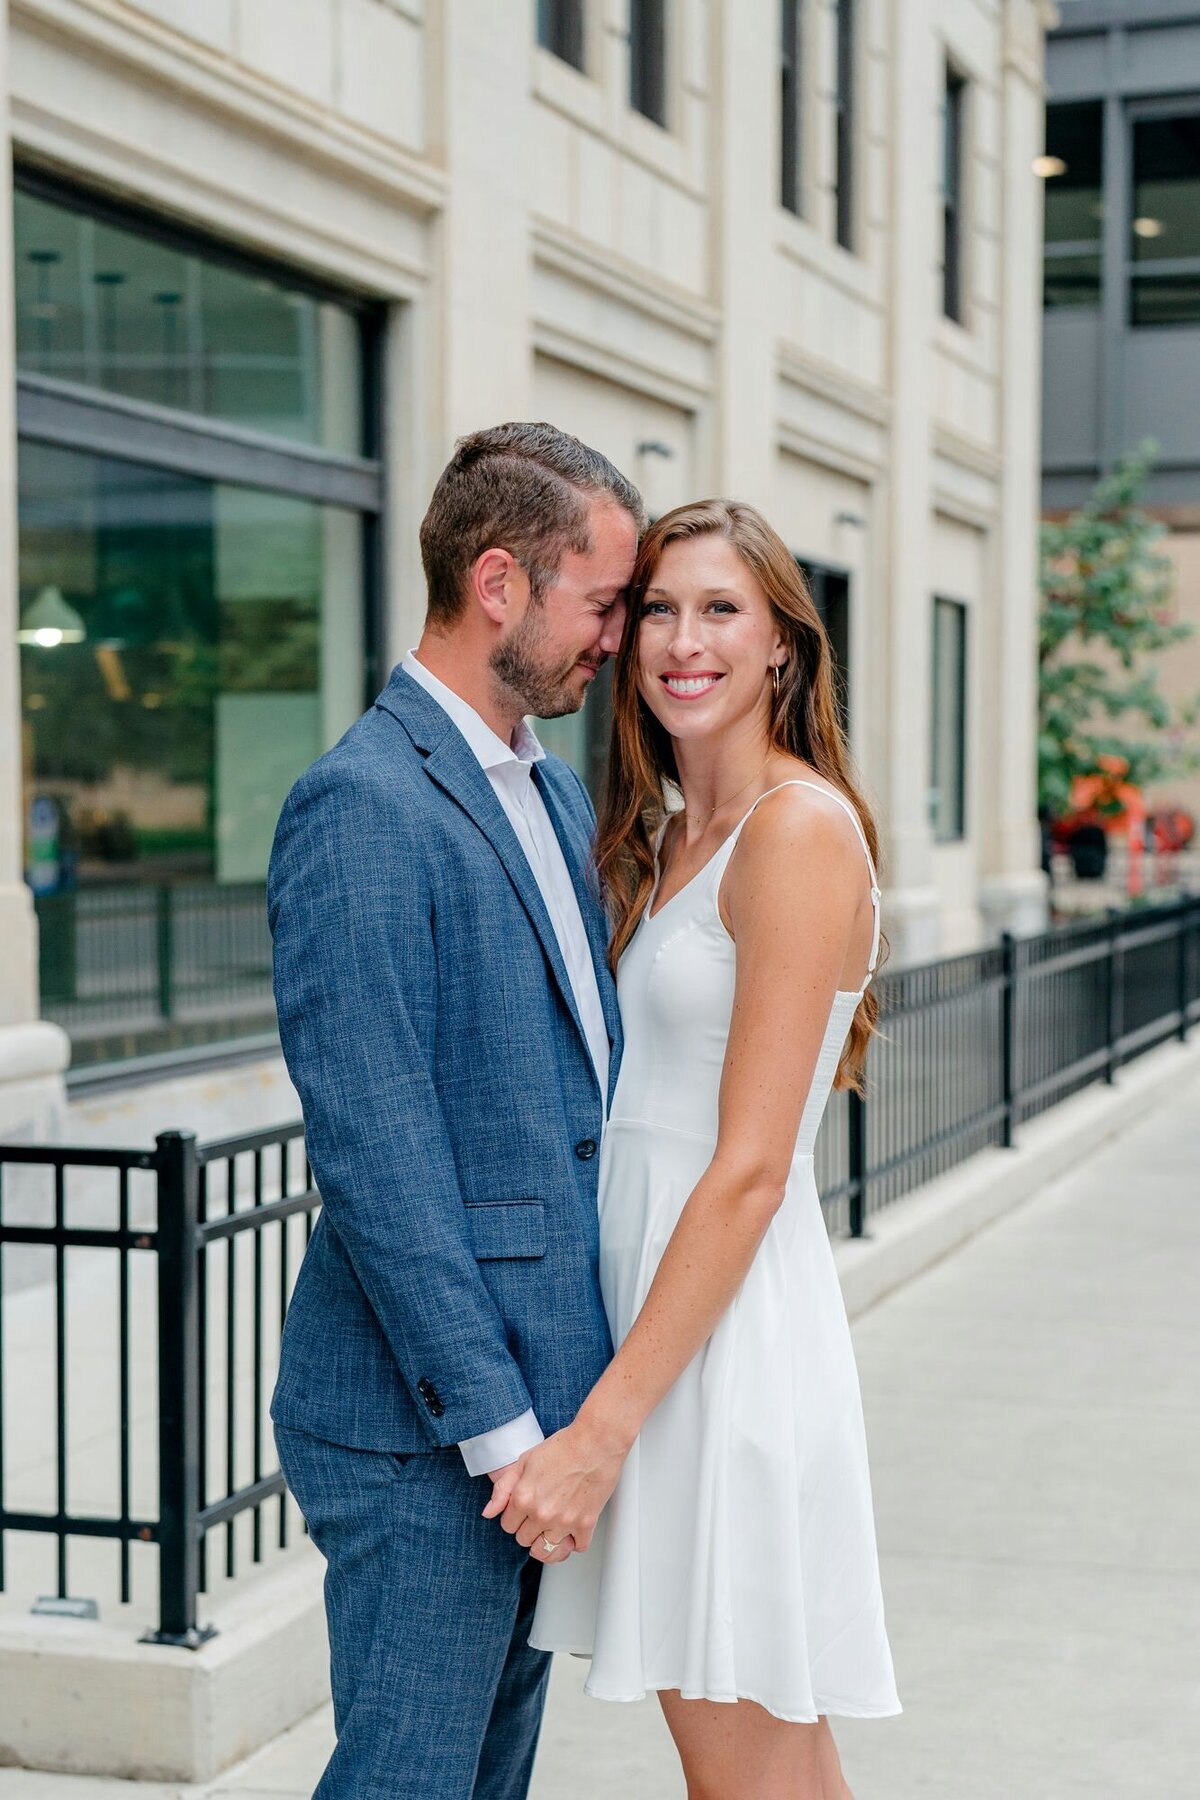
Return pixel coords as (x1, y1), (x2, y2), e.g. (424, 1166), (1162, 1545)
(1042, 101), (1104, 311)
(14, 176), (381, 1066)
(930, 597), (967, 843)
(1131, 112), (1200, 327)
(537, 0), (586, 71)
(630, 0), (668, 128)
(780, 0), (805, 216)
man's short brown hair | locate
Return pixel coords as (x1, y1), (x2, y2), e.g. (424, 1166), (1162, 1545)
(419, 422), (645, 625)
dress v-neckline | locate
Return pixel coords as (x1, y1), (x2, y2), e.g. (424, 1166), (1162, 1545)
(646, 815), (736, 924)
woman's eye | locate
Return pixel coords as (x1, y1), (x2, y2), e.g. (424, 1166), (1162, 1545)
(709, 601), (737, 615)
(641, 601), (670, 617)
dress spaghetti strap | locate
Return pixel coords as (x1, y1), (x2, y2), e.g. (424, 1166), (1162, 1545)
(732, 779), (882, 976)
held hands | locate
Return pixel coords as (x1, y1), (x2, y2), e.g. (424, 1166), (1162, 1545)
(483, 1413), (631, 1564)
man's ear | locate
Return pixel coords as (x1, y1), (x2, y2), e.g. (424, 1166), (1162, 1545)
(472, 547), (520, 626)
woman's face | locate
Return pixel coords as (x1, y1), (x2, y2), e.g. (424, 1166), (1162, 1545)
(635, 533), (786, 746)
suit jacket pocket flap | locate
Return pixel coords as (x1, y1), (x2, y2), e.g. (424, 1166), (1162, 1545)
(464, 1199), (546, 1260)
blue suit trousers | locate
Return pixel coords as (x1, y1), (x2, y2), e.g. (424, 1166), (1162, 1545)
(276, 1425), (551, 1799)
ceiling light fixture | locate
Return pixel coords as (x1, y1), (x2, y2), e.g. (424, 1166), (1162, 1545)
(17, 586), (86, 648)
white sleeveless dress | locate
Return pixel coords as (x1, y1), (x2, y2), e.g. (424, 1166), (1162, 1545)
(529, 780), (901, 1724)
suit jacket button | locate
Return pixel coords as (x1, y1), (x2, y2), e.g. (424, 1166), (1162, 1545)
(575, 1138), (597, 1160)
(428, 1400), (445, 1418)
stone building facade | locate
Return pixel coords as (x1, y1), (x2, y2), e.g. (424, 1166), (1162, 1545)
(0, 0), (1051, 1135)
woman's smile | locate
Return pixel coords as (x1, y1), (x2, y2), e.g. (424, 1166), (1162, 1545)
(660, 672), (725, 699)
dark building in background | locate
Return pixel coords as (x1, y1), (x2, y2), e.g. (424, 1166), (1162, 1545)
(1042, 2), (1200, 814)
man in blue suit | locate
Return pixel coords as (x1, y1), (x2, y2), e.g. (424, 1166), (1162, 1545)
(268, 423), (643, 1798)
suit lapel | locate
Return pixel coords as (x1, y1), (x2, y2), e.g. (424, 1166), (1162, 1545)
(421, 736), (593, 1059)
(378, 666), (616, 1103)
(532, 761), (621, 1064)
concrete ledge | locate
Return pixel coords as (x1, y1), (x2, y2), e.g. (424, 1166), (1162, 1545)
(0, 1545), (327, 1782)
(0, 1021), (71, 1141)
(834, 1034), (1200, 1319)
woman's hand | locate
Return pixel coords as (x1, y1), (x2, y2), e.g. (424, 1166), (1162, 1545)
(482, 1412), (631, 1561)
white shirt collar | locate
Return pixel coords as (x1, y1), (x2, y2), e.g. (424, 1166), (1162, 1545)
(402, 650), (545, 772)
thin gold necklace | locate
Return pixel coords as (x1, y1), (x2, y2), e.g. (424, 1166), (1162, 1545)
(684, 759), (772, 830)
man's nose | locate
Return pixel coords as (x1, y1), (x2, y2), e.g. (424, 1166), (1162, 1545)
(598, 595), (627, 657)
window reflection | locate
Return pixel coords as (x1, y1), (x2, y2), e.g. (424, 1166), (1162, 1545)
(19, 442), (363, 891)
(14, 187), (363, 453)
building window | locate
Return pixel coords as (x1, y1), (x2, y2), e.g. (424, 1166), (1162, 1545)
(14, 174), (382, 1065)
(942, 65), (967, 322)
(780, 0), (804, 215)
(833, 0), (856, 250)
(1131, 112), (1200, 327)
(1041, 101), (1104, 311)
(930, 598), (967, 843)
(800, 559), (851, 735)
(630, 0), (667, 126)
(538, 0), (586, 71)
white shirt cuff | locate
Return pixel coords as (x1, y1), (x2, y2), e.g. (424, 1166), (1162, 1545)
(458, 1409), (545, 1478)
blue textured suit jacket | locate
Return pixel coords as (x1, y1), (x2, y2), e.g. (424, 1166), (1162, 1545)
(268, 664), (621, 1453)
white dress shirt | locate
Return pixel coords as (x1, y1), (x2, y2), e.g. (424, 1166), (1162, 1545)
(402, 651), (610, 1477)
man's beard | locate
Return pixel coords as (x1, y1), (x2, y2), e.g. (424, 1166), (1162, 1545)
(490, 601), (597, 720)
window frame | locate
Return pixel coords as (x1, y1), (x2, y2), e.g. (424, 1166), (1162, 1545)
(798, 556), (851, 737)
(629, 0), (668, 129)
(930, 596), (968, 845)
(1041, 99), (1105, 314)
(833, 0), (856, 252)
(1127, 96), (1200, 331)
(537, 0), (587, 73)
(780, 0), (805, 217)
(942, 62), (968, 324)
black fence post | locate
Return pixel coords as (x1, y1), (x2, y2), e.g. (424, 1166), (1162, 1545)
(848, 1087), (867, 1238)
(1000, 931), (1017, 1148)
(1105, 907), (1124, 1085)
(143, 1130), (214, 1648)
(156, 886), (174, 1023)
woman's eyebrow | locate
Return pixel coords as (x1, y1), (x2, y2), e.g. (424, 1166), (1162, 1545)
(644, 586), (741, 599)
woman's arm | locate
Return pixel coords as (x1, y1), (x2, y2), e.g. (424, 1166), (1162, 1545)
(485, 787), (872, 1556)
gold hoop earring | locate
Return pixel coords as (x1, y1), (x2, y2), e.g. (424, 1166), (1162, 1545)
(772, 664), (781, 697)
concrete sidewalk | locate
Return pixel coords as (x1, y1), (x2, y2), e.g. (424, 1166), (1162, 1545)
(3, 1057), (1198, 1799)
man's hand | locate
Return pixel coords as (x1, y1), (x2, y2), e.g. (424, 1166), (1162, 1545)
(482, 1415), (629, 1561)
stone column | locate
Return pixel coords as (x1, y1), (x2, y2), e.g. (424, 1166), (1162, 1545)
(980, 0), (1050, 938)
(436, 0), (534, 443)
(0, 8), (70, 1137)
(710, 0), (776, 499)
(879, 0), (942, 964)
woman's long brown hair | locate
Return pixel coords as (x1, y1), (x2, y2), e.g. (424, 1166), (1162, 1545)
(594, 499), (887, 1094)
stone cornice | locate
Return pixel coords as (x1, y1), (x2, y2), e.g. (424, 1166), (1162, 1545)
(775, 342), (892, 429)
(11, 0), (447, 216)
(531, 220), (720, 345)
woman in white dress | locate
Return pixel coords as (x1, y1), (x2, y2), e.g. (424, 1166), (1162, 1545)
(486, 500), (900, 1798)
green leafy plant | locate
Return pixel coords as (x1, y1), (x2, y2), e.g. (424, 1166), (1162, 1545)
(1039, 443), (1200, 818)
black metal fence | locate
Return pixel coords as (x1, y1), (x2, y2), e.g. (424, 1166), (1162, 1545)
(0, 894), (1196, 1643)
(36, 882), (274, 1068)
(815, 894), (1200, 1236)
(0, 1122), (317, 1646)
